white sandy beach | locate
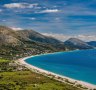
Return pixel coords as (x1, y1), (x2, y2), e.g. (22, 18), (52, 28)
(16, 55), (96, 89)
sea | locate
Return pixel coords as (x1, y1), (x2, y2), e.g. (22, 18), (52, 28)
(25, 49), (96, 84)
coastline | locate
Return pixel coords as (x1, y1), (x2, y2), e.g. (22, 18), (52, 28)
(16, 53), (96, 89)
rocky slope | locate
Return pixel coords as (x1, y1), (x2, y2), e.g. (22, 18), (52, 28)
(0, 26), (66, 59)
(17, 30), (64, 45)
(64, 38), (94, 49)
(0, 26), (94, 59)
(87, 41), (96, 47)
(0, 26), (22, 45)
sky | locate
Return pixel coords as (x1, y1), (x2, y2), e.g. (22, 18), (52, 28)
(0, 0), (96, 41)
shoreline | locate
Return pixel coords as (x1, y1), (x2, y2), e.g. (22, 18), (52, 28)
(16, 53), (96, 89)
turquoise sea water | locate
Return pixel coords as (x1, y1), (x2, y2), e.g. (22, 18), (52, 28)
(26, 49), (96, 84)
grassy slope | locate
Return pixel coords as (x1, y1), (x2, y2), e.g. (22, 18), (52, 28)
(0, 59), (81, 90)
(0, 71), (81, 90)
(0, 26), (66, 60)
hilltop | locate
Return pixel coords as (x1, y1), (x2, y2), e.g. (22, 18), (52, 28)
(64, 38), (94, 50)
(0, 26), (66, 59)
(0, 26), (94, 59)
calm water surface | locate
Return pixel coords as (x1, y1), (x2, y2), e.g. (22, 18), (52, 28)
(26, 49), (96, 84)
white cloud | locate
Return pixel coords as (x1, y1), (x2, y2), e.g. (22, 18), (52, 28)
(42, 33), (96, 42)
(4, 3), (38, 9)
(0, 9), (2, 12)
(2, 20), (6, 22)
(75, 35), (96, 41)
(55, 18), (61, 21)
(34, 6), (41, 9)
(43, 33), (70, 41)
(29, 17), (36, 20)
(60, 3), (96, 16)
(10, 27), (23, 31)
(37, 9), (60, 13)
(28, 3), (38, 8)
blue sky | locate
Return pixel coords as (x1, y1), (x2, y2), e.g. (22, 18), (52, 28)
(0, 0), (96, 41)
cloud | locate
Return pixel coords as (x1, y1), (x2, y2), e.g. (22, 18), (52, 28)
(10, 27), (23, 31)
(37, 9), (60, 13)
(0, 9), (2, 12)
(61, 3), (96, 16)
(1, 0), (96, 36)
(75, 35), (96, 41)
(42, 33), (96, 42)
(29, 17), (36, 20)
(43, 33), (70, 41)
(2, 20), (6, 22)
(4, 3), (38, 9)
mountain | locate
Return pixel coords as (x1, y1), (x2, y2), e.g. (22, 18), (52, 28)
(0, 26), (65, 47)
(87, 41), (96, 47)
(0, 26), (22, 46)
(17, 30), (63, 45)
(0, 25), (95, 59)
(0, 26), (66, 59)
(64, 38), (94, 50)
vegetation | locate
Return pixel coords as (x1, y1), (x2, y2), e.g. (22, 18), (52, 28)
(0, 59), (81, 90)
(0, 26), (90, 90)
(0, 71), (81, 90)
(0, 26), (67, 60)
(0, 42), (56, 60)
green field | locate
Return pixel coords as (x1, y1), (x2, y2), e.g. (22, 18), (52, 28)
(0, 59), (81, 90)
(0, 71), (81, 90)
(0, 59), (9, 63)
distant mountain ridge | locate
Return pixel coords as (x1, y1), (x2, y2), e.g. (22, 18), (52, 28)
(87, 41), (96, 47)
(0, 25), (95, 59)
(64, 38), (94, 49)
(0, 26), (66, 59)
(0, 26), (64, 47)
(0, 26), (23, 46)
(17, 30), (63, 45)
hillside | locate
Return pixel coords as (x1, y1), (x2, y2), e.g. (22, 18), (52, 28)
(0, 26), (66, 59)
(0, 26), (22, 45)
(64, 38), (94, 50)
(17, 30), (62, 44)
(87, 41), (96, 47)
(0, 58), (81, 90)
(0, 26), (94, 59)
(17, 30), (66, 49)
(0, 26), (95, 90)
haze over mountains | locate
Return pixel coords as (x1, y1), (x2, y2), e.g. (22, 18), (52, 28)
(64, 38), (94, 49)
(0, 26), (62, 45)
(0, 25), (95, 59)
(17, 30), (63, 46)
(87, 41), (96, 47)
(0, 26), (66, 59)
